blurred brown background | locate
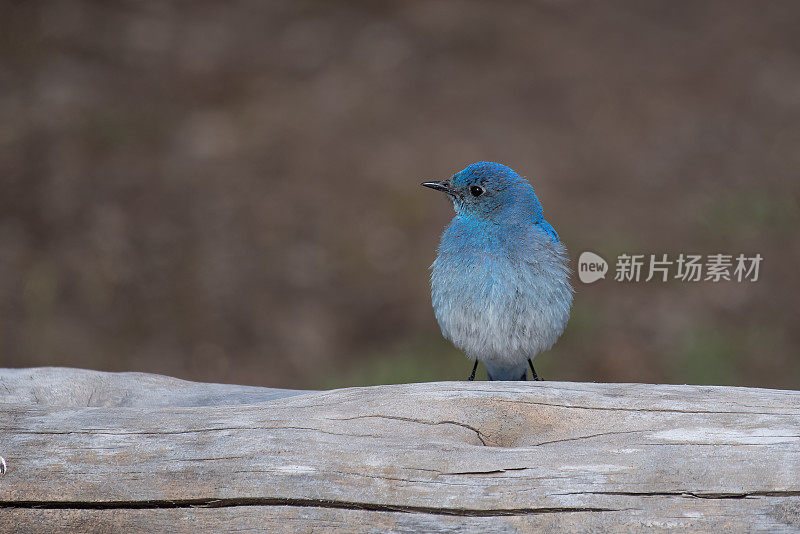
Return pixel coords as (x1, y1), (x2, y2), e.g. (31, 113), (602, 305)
(1, 1), (799, 390)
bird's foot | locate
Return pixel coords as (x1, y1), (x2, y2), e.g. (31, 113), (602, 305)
(467, 360), (478, 381)
(528, 358), (543, 381)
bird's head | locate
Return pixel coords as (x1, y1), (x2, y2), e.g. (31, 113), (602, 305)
(422, 161), (543, 223)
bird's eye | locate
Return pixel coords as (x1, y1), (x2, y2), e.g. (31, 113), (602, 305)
(470, 186), (484, 197)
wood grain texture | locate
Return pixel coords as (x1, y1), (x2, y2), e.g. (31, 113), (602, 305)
(0, 367), (306, 407)
(1, 367), (799, 532)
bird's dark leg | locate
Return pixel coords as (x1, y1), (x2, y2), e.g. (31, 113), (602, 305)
(467, 360), (478, 381)
(528, 358), (542, 381)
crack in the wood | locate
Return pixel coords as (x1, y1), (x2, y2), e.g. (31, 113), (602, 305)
(176, 456), (250, 462)
(553, 490), (800, 499)
(443, 467), (529, 476)
(263, 426), (384, 440)
(532, 430), (646, 447)
(0, 497), (615, 516)
(330, 415), (488, 446)
(489, 398), (798, 416)
(323, 469), (479, 487)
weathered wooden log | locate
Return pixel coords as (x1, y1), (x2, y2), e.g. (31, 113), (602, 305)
(1, 367), (798, 532)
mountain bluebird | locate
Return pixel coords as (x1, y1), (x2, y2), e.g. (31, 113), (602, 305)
(422, 162), (573, 381)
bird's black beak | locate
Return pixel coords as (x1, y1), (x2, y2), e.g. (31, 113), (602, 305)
(421, 180), (453, 194)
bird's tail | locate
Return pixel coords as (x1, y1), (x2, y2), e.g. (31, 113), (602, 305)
(484, 361), (528, 381)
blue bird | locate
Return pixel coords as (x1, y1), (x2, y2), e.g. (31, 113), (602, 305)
(422, 162), (573, 381)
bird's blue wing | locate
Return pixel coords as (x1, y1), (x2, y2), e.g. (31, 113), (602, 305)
(537, 219), (560, 243)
